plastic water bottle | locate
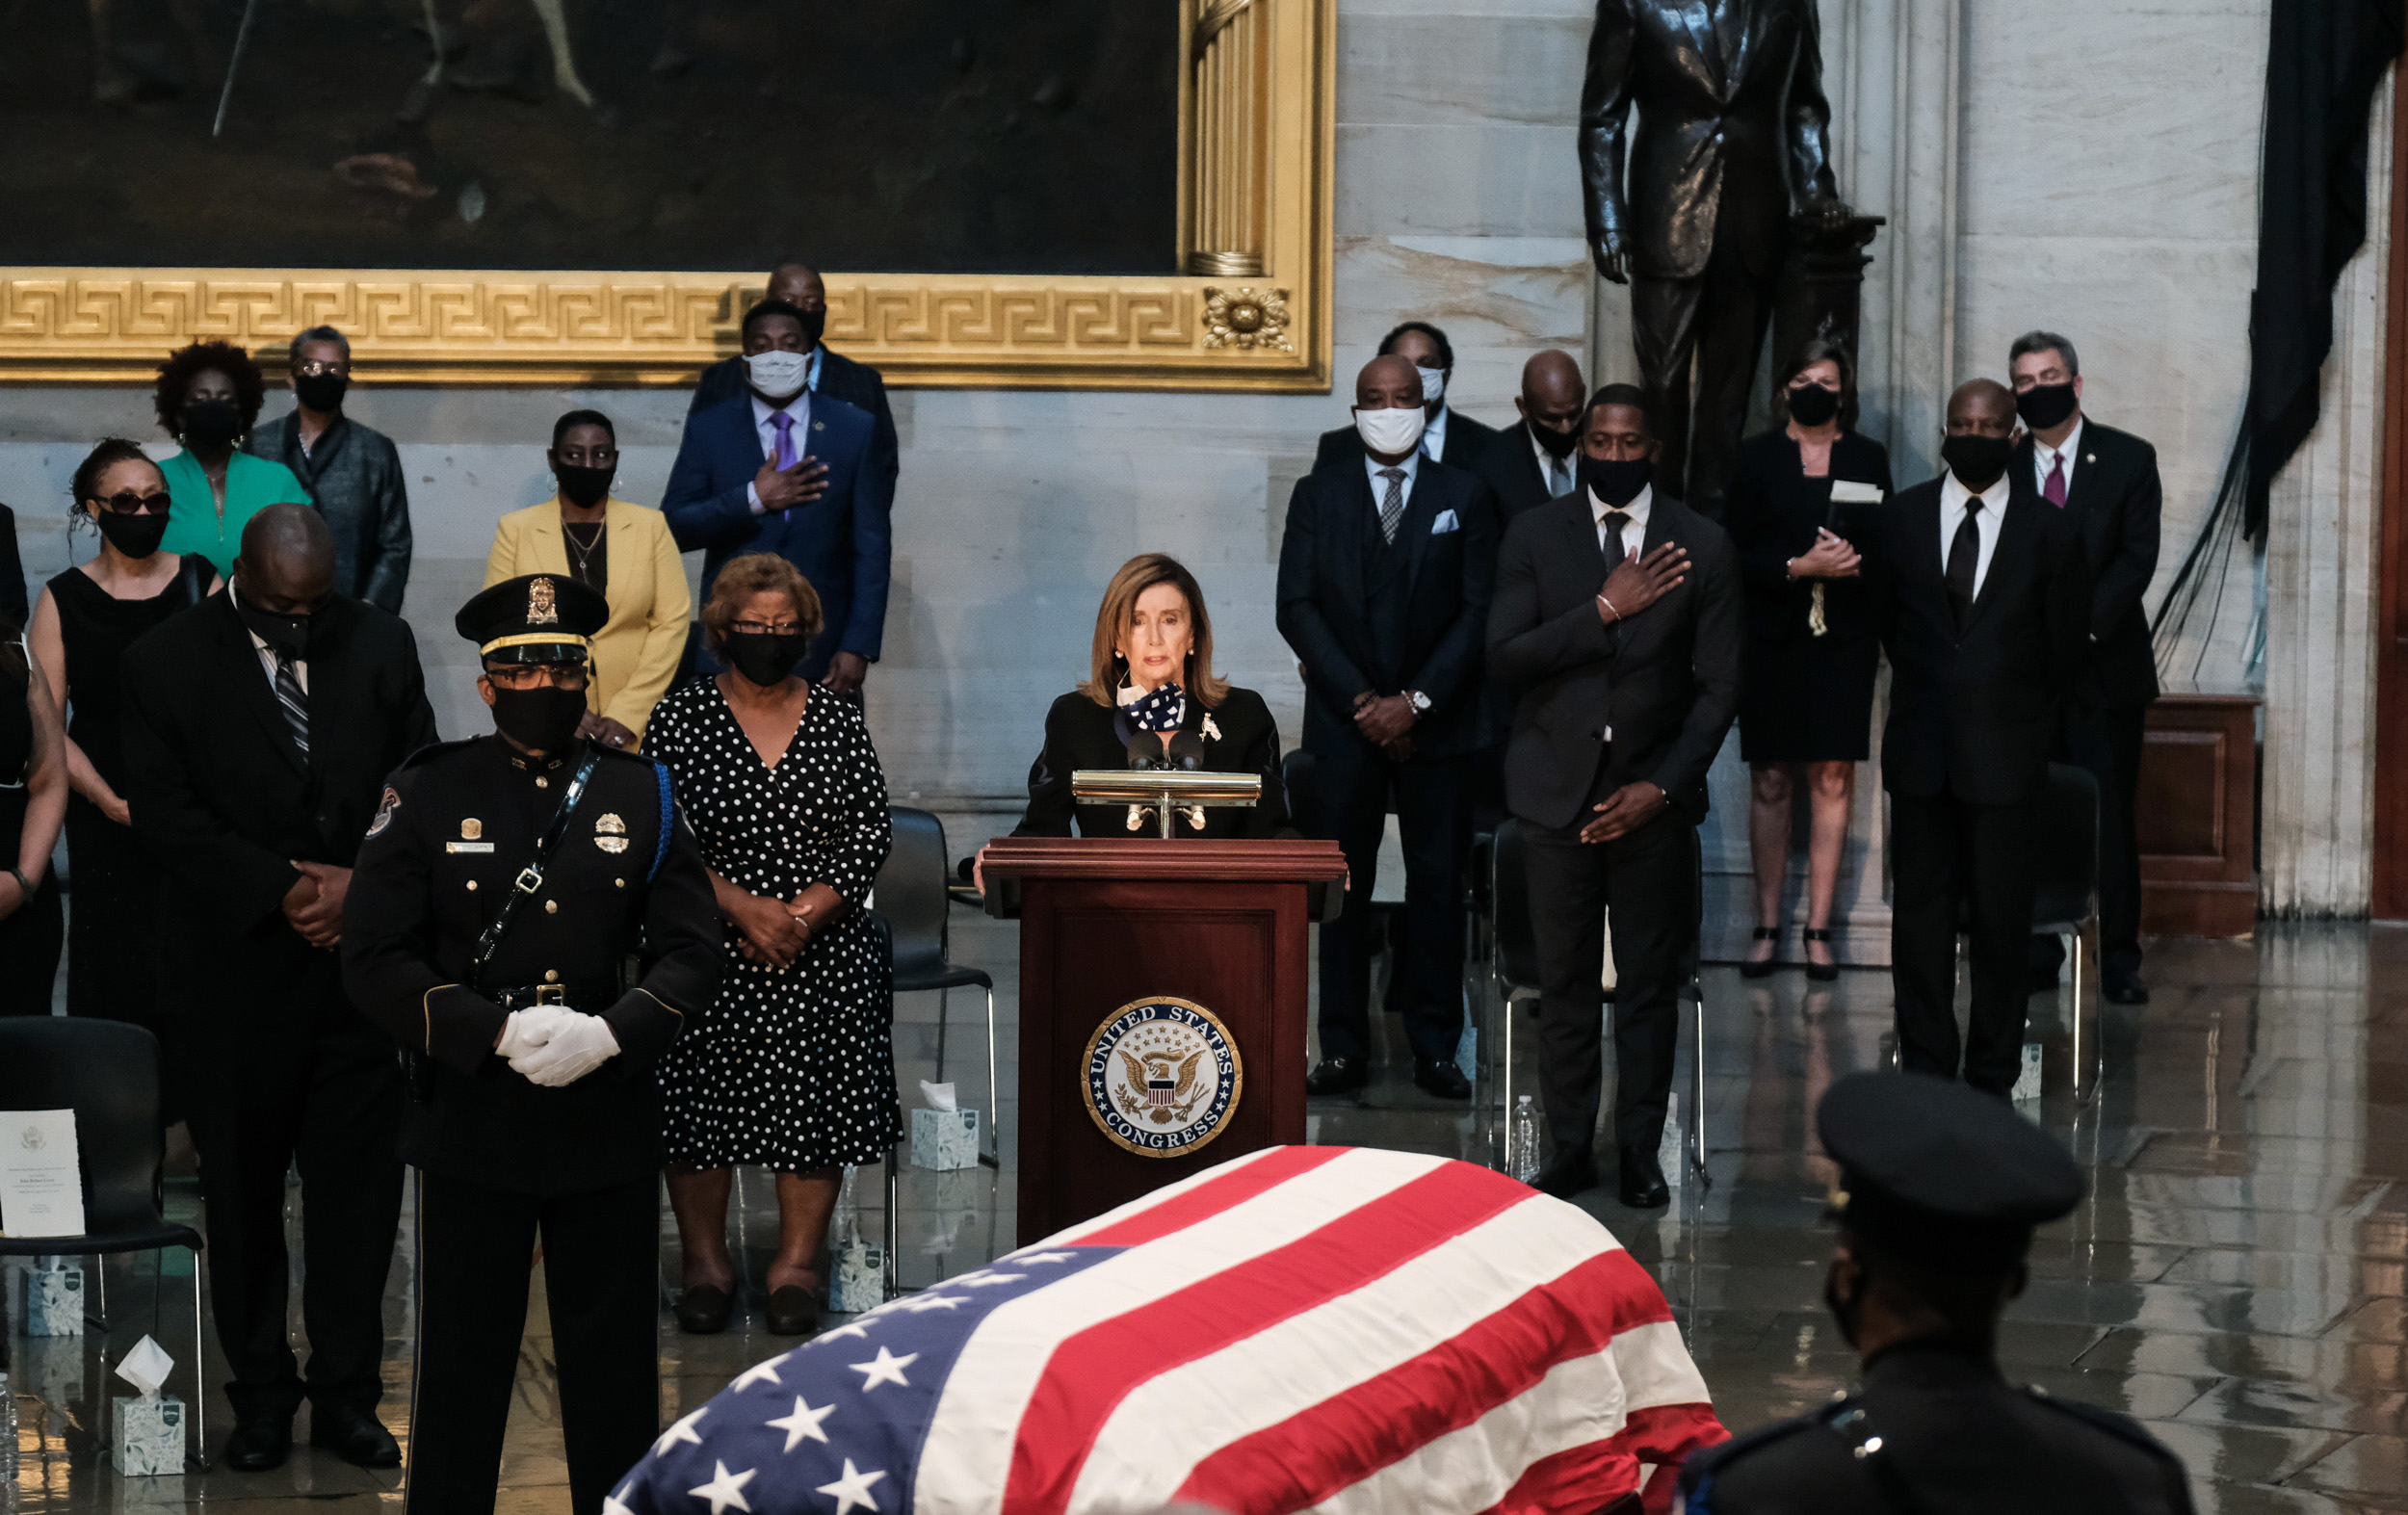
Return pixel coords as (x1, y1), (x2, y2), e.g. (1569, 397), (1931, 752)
(1509, 1096), (1543, 1184)
(830, 1166), (863, 1252)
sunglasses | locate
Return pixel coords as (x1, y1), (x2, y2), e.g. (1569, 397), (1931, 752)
(91, 491), (171, 517)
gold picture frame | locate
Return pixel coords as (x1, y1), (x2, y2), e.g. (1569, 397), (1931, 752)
(0, 0), (1332, 393)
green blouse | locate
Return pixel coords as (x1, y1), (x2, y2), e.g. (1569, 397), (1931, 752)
(158, 449), (313, 578)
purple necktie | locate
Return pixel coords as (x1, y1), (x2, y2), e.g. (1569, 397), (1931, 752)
(2044, 455), (2067, 508)
(771, 410), (797, 469)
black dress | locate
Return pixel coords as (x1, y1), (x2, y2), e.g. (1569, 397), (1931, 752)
(1010, 686), (1290, 838)
(49, 555), (211, 1031)
(0, 640), (62, 1015)
(644, 678), (905, 1171)
(1724, 431), (1895, 763)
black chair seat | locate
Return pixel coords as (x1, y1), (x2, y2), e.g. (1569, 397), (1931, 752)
(875, 807), (1003, 1165)
(0, 1220), (203, 1258)
(895, 960), (994, 994)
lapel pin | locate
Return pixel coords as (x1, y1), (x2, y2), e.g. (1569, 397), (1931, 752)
(2085, 454), (2095, 463)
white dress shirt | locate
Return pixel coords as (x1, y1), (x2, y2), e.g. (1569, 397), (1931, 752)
(1531, 429), (1576, 500)
(2031, 415), (2085, 500)
(1590, 483), (1652, 561)
(1421, 404), (1450, 462)
(1939, 469), (2011, 599)
(743, 388), (816, 515)
(1364, 448), (1422, 518)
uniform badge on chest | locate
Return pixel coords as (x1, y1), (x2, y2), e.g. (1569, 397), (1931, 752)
(447, 816), (494, 853)
(594, 813), (629, 854)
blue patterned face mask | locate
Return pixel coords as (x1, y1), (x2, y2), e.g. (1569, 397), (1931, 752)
(1125, 682), (1187, 733)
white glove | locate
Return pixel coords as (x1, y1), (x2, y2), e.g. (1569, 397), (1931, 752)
(495, 1006), (571, 1060)
(509, 1011), (620, 1087)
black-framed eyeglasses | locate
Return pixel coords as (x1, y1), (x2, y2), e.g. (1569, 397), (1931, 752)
(730, 619), (804, 636)
(486, 664), (589, 692)
(91, 491), (171, 516)
(293, 360), (349, 379)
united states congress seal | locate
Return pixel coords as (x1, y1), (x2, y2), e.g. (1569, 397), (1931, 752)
(1081, 997), (1243, 1158)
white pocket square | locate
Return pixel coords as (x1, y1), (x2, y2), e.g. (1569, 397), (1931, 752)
(1430, 509), (1460, 535)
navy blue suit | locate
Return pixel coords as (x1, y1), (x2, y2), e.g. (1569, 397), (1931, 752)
(663, 392), (891, 682)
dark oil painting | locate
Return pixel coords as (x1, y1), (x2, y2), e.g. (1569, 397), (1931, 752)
(0, 0), (1180, 274)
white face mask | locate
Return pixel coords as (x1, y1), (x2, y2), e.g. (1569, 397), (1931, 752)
(745, 350), (810, 401)
(1354, 404), (1427, 457)
(1418, 364), (1448, 405)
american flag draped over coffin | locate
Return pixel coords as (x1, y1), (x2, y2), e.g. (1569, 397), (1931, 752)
(614, 1146), (1726, 1515)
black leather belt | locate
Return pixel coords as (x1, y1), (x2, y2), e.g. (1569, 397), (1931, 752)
(487, 981), (617, 1012)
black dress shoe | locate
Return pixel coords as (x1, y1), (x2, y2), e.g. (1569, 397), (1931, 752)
(2104, 978), (2150, 1006)
(1413, 1058), (1472, 1099)
(223, 1409), (293, 1472)
(1618, 1151), (1670, 1210)
(1801, 927), (1841, 982)
(675, 1283), (733, 1335)
(1304, 1057), (1368, 1097)
(767, 1285), (822, 1336)
(1531, 1148), (1598, 1199)
(1739, 926), (1782, 979)
(310, 1408), (401, 1468)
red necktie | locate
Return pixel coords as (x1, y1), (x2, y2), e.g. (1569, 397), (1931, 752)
(2044, 455), (2067, 508)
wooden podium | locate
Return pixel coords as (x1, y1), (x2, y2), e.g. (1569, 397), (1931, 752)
(982, 837), (1347, 1238)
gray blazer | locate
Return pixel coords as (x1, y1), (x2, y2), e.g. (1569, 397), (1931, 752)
(246, 412), (413, 612)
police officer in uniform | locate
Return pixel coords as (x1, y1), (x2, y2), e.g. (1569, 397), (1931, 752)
(1677, 1072), (2194, 1515)
(342, 574), (720, 1515)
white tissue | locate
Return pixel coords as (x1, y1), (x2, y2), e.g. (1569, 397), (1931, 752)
(918, 1080), (958, 1112)
(116, 1335), (173, 1398)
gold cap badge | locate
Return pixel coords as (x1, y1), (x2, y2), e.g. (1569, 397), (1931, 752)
(527, 577), (559, 625)
(460, 818), (483, 840)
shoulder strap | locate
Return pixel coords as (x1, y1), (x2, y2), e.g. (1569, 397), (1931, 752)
(1820, 1402), (1939, 1515)
(472, 748), (605, 980)
(647, 761), (673, 881)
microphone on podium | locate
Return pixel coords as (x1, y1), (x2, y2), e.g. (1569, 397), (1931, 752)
(1126, 734), (1165, 771)
(1165, 733), (1206, 771)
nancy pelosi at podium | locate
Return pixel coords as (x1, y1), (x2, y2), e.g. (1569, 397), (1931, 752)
(1009, 553), (1290, 839)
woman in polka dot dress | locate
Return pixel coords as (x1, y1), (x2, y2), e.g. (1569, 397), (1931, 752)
(643, 553), (902, 1339)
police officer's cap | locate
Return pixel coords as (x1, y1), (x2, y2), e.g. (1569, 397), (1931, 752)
(1817, 1071), (2084, 1268)
(458, 574), (609, 666)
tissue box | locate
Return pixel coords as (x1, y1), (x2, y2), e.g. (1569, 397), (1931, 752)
(830, 1241), (886, 1314)
(21, 1262), (84, 1337)
(111, 1396), (186, 1476)
(910, 1109), (982, 1171)
(2012, 1042), (2045, 1103)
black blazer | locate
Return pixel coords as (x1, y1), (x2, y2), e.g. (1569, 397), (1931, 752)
(1275, 459), (1498, 761)
(1862, 477), (2091, 807)
(0, 505), (26, 629)
(1468, 420), (1579, 527)
(1486, 489), (1741, 828)
(692, 345), (901, 509)
(120, 591), (439, 943)
(1725, 430), (1895, 646)
(1011, 687), (1290, 840)
(2014, 420), (2160, 708)
(1313, 408), (1501, 473)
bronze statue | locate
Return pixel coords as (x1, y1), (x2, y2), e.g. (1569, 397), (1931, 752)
(1580, 0), (1855, 519)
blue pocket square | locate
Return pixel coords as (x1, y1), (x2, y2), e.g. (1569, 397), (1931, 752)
(1430, 509), (1460, 535)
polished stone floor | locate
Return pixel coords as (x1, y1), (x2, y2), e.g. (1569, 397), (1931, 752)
(9, 918), (2405, 1512)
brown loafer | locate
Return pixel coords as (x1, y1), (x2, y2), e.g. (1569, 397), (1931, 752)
(674, 1283), (732, 1335)
(766, 1285), (822, 1336)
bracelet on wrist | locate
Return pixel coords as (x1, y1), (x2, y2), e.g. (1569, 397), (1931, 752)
(1599, 593), (1621, 621)
(7, 867), (30, 898)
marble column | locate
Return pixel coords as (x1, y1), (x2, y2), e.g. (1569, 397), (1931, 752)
(2261, 75), (2392, 917)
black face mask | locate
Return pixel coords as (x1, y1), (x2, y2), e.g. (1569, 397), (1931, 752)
(1531, 416), (1581, 459)
(555, 463), (614, 510)
(1941, 432), (2015, 492)
(233, 587), (313, 659)
(182, 399), (243, 449)
(96, 509), (169, 560)
(293, 372), (349, 413)
(2014, 380), (2078, 431)
(797, 306), (827, 346)
(1580, 454), (1651, 509)
(724, 631), (809, 688)
(1786, 382), (1842, 428)
(490, 684), (589, 755)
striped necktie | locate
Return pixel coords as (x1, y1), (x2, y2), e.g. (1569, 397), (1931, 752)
(272, 649), (309, 757)
(1377, 468), (1407, 544)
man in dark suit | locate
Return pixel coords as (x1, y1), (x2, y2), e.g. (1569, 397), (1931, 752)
(664, 299), (889, 695)
(120, 504), (438, 1472)
(1488, 382), (1740, 1205)
(690, 260), (900, 520)
(1861, 379), (2089, 1096)
(1280, 354), (1500, 1100)
(1312, 321), (1501, 471)
(1580, 0), (1852, 519)
(1469, 350), (1589, 528)
(2009, 331), (2161, 1005)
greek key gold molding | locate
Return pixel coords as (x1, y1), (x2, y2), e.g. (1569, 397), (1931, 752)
(0, 0), (1331, 393)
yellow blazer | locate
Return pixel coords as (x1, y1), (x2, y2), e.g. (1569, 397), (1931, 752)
(484, 496), (691, 743)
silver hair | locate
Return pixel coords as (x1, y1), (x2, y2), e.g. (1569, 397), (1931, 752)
(2007, 329), (2078, 379)
(287, 325), (351, 369)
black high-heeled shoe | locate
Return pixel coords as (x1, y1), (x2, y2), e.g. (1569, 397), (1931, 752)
(1740, 926), (1782, 979)
(1802, 927), (1841, 981)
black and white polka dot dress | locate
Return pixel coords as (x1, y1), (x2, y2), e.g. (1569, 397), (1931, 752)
(645, 679), (903, 1170)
